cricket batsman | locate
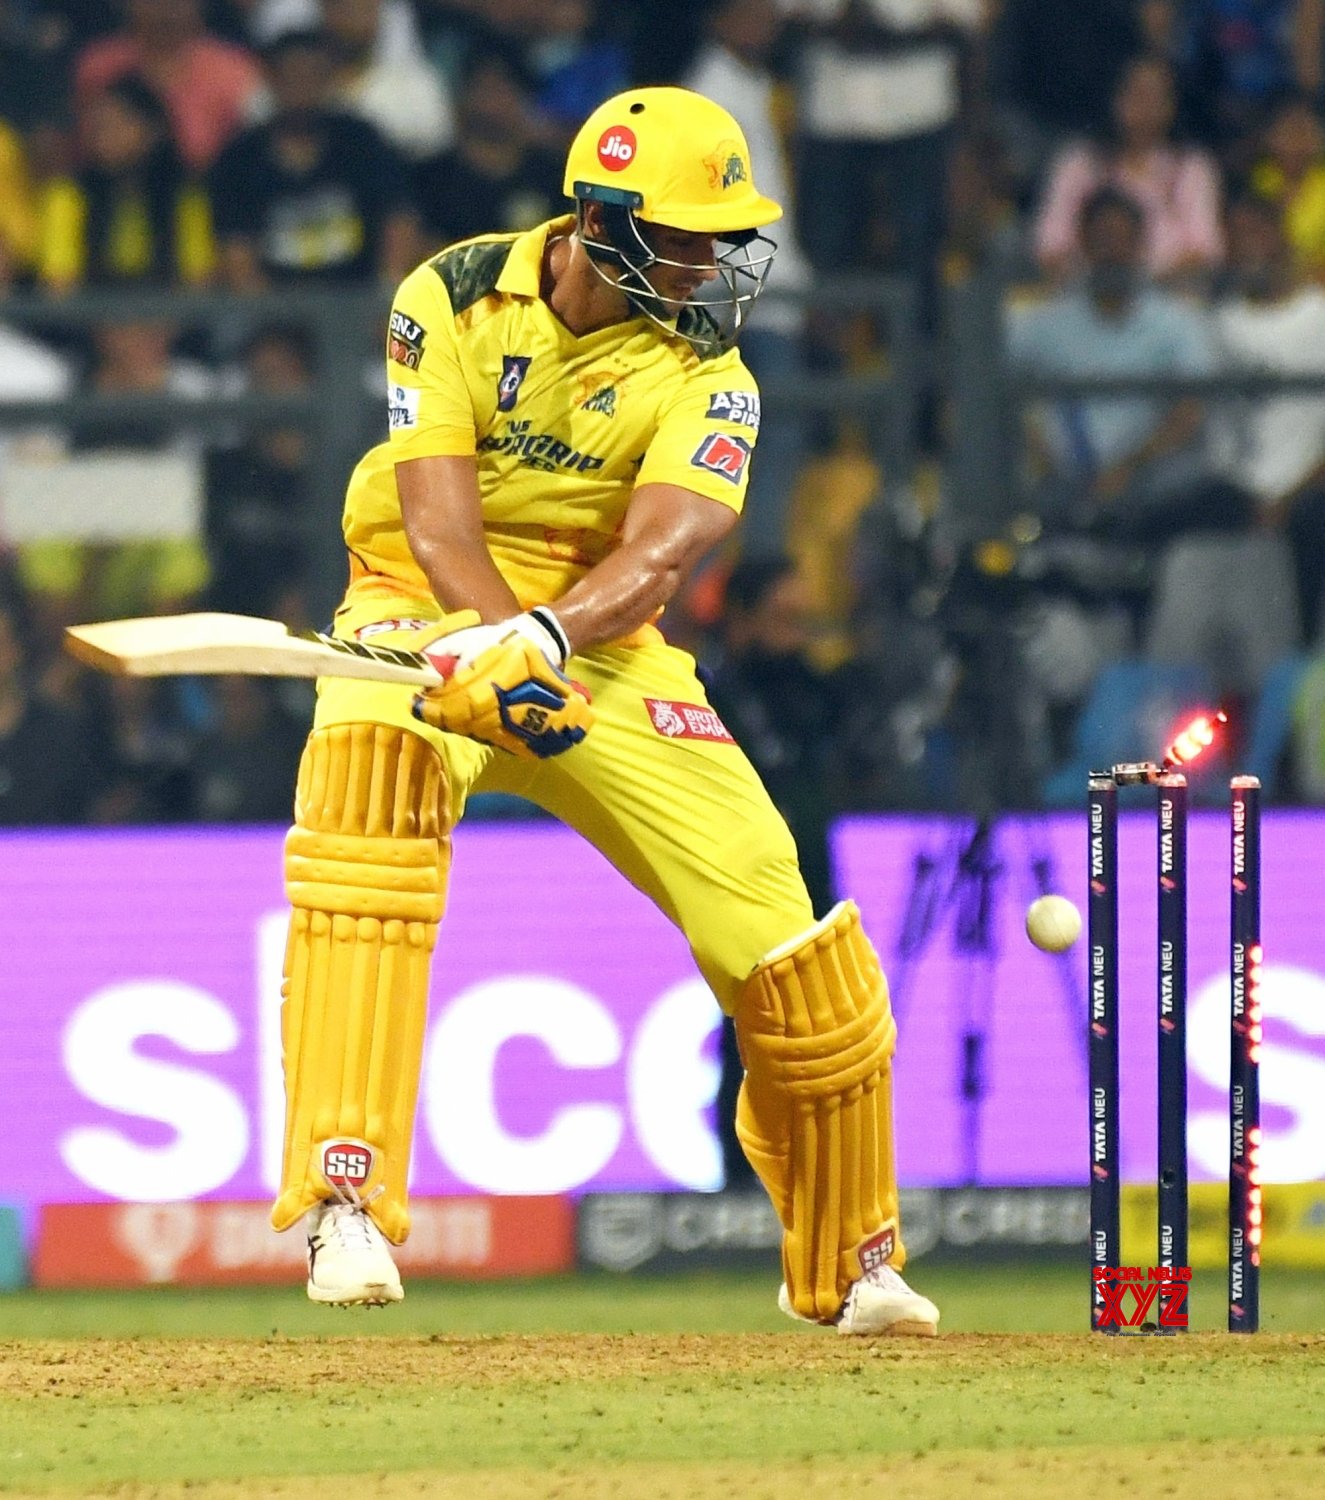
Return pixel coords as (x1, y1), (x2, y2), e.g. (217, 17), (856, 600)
(272, 85), (939, 1337)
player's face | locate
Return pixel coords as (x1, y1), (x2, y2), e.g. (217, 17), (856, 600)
(639, 224), (721, 309)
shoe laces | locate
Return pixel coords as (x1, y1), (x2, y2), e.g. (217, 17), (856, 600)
(320, 1183), (384, 1250)
(860, 1262), (909, 1293)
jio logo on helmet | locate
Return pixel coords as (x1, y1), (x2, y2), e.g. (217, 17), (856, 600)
(597, 126), (636, 172)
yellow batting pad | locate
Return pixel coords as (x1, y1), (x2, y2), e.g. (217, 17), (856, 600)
(270, 724), (449, 1245)
(734, 901), (902, 1321)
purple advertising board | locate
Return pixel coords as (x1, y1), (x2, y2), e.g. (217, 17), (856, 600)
(1, 812), (1322, 1215)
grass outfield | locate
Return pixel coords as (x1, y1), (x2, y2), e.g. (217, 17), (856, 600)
(1, 1266), (1323, 1498)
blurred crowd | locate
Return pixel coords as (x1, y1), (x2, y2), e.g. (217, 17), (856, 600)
(4, 0), (1325, 827)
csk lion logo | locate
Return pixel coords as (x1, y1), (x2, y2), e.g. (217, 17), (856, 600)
(703, 141), (749, 191)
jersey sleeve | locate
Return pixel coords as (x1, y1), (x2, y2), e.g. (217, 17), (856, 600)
(384, 261), (477, 460)
(636, 349), (762, 512)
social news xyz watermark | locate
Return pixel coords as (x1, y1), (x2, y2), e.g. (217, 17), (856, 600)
(1093, 1266), (1191, 1328)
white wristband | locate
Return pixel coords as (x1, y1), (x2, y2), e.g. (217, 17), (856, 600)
(508, 608), (570, 669)
(526, 607), (571, 667)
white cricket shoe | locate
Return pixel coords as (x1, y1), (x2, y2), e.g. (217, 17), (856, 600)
(779, 1264), (939, 1337)
(306, 1199), (403, 1307)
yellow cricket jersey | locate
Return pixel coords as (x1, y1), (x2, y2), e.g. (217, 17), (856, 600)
(341, 215), (763, 614)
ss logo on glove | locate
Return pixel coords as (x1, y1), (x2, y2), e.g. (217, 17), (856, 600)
(411, 622), (593, 759)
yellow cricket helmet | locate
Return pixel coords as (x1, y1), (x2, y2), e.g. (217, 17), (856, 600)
(564, 87), (782, 351)
(564, 86), (782, 235)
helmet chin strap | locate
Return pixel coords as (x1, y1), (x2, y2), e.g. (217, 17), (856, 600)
(575, 201), (777, 354)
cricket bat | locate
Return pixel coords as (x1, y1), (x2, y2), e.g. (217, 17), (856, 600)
(64, 612), (444, 688)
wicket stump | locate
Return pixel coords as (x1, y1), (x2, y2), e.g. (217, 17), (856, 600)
(1086, 761), (1262, 1333)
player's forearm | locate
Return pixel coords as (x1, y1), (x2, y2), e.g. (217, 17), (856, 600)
(552, 544), (686, 652)
(552, 483), (738, 653)
(409, 533), (523, 622)
(397, 455), (521, 622)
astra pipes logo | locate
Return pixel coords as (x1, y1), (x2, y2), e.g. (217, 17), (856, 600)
(597, 126), (636, 171)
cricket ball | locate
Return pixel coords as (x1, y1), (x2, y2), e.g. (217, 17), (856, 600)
(1025, 894), (1082, 953)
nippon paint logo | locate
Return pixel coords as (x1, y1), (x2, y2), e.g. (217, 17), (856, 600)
(597, 126), (636, 171)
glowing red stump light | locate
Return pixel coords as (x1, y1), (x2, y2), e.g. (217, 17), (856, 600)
(1162, 710), (1229, 772)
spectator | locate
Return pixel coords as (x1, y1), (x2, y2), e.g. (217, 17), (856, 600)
(1035, 53), (1224, 285)
(1131, 0), (1206, 142)
(209, 29), (418, 288)
(945, 124), (1022, 278)
(15, 319), (211, 629)
(189, 675), (306, 820)
(322, 0), (453, 160)
(204, 322), (312, 616)
(411, 0), (494, 92)
(526, 0), (629, 139)
(1216, 193), (1325, 641)
(686, 0), (810, 556)
(790, 0), (983, 282)
(1010, 187), (1225, 541)
(0, 117), (37, 285)
(74, 316), (213, 449)
(987, 0), (1144, 194)
(1298, 0), (1325, 100)
(28, 0), (121, 63)
(38, 76), (213, 290)
(88, 672), (195, 822)
(414, 50), (562, 248)
(1174, 0), (1313, 151)
(1248, 91), (1325, 283)
(0, 598), (104, 825)
(76, 0), (262, 172)
(250, 0), (421, 58)
(0, 0), (71, 137)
